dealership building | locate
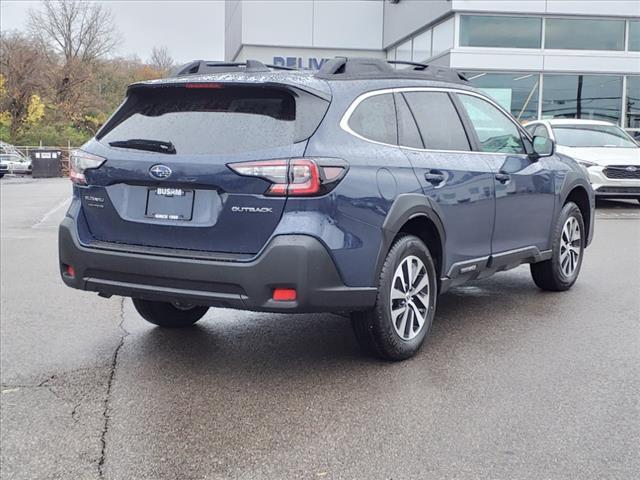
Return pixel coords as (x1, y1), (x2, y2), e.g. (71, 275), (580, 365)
(225, 0), (640, 136)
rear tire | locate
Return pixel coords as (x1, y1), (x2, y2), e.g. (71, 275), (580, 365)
(132, 299), (208, 328)
(530, 201), (585, 291)
(351, 234), (437, 361)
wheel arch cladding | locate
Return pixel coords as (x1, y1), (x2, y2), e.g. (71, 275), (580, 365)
(377, 194), (446, 288)
(564, 185), (592, 246)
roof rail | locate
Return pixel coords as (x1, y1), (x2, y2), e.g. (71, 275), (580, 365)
(316, 57), (468, 84)
(168, 59), (296, 77)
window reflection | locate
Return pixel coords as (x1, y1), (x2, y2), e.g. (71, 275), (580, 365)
(464, 72), (540, 122)
(545, 18), (625, 51)
(460, 15), (541, 48)
(458, 94), (526, 154)
(542, 75), (622, 123)
(630, 21), (640, 52)
(627, 76), (640, 130)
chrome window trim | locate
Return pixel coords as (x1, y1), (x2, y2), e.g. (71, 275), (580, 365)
(339, 86), (532, 156)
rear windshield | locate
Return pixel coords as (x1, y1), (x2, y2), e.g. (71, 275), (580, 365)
(98, 85), (325, 155)
(552, 125), (637, 148)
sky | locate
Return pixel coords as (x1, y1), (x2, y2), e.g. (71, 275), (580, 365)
(0, 0), (226, 63)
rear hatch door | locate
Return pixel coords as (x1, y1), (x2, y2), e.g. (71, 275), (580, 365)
(80, 81), (329, 254)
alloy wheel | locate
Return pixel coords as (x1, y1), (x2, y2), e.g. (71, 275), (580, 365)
(560, 216), (581, 278)
(390, 255), (430, 340)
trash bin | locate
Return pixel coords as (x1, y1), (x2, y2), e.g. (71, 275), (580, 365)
(30, 149), (62, 178)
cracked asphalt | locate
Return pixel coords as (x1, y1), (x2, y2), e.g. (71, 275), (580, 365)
(1, 176), (639, 480)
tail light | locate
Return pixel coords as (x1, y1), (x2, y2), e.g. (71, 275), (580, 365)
(227, 158), (347, 197)
(69, 150), (105, 185)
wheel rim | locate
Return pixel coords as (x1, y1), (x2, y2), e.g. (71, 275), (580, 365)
(390, 255), (430, 341)
(560, 216), (581, 278)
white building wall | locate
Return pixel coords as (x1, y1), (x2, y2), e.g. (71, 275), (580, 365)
(242, 1), (314, 48)
(313, 1), (383, 50)
(225, 0), (243, 61)
(226, 0), (384, 61)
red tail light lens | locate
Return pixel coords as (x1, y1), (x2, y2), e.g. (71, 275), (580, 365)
(227, 158), (346, 197)
(288, 159), (320, 196)
(272, 288), (297, 301)
(69, 150), (106, 185)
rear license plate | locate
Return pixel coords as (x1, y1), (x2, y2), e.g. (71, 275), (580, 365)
(145, 188), (194, 221)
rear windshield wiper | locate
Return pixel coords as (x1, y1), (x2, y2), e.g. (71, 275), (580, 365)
(109, 139), (176, 154)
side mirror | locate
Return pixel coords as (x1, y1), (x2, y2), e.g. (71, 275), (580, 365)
(531, 136), (554, 160)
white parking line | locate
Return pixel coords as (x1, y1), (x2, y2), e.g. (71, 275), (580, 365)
(32, 197), (71, 229)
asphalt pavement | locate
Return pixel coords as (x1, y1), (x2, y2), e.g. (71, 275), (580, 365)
(1, 176), (638, 480)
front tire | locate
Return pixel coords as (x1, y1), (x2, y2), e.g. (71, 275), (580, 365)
(351, 235), (437, 361)
(530, 201), (585, 291)
(132, 299), (208, 328)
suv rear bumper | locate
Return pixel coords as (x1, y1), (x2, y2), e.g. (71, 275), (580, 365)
(59, 217), (376, 313)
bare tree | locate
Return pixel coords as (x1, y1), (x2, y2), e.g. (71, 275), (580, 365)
(28, 0), (119, 64)
(149, 46), (174, 73)
(0, 33), (49, 140)
(27, 1), (120, 108)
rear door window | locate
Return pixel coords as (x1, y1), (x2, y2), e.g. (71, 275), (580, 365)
(402, 91), (471, 151)
(348, 93), (398, 145)
(394, 93), (423, 149)
(98, 85), (326, 155)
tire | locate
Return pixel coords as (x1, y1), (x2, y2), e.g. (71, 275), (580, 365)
(530, 201), (585, 291)
(132, 298), (208, 328)
(351, 234), (437, 361)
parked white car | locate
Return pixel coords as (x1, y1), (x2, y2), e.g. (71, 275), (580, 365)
(0, 142), (32, 177)
(525, 120), (640, 203)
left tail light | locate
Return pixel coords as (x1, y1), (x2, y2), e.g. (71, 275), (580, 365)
(227, 158), (347, 197)
(69, 150), (105, 185)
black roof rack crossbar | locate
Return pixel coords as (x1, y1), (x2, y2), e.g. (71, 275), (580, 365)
(169, 60), (296, 77)
(316, 57), (469, 84)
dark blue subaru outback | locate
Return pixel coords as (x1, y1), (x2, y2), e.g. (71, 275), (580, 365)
(59, 58), (595, 360)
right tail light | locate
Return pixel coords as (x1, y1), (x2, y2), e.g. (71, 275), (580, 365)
(227, 158), (347, 197)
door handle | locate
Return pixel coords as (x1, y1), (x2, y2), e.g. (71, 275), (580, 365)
(495, 173), (511, 183)
(424, 170), (446, 185)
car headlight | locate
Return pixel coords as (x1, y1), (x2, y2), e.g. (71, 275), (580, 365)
(69, 150), (105, 185)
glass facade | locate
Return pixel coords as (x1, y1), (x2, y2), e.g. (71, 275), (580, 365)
(464, 72), (540, 122)
(545, 18), (625, 51)
(460, 15), (542, 49)
(464, 73), (638, 133)
(627, 76), (640, 130)
(396, 39), (412, 63)
(630, 21), (640, 52)
(412, 29), (432, 62)
(542, 75), (623, 123)
(385, 13), (638, 134)
(432, 17), (454, 57)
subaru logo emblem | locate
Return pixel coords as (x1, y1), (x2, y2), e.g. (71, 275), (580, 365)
(625, 166), (638, 172)
(149, 164), (172, 179)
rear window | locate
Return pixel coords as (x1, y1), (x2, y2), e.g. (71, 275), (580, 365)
(98, 85), (327, 155)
